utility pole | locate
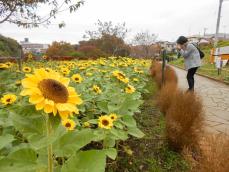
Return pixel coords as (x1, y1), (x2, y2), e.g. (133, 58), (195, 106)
(204, 28), (208, 36)
(223, 25), (227, 38)
(214, 0), (224, 48)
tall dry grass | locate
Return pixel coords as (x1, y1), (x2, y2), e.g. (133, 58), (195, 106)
(150, 61), (161, 77)
(196, 134), (229, 172)
(165, 91), (204, 151)
(183, 134), (229, 172)
(149, 60), (229, 171)
(150, 60), (207, 168)
(154, 65), (178, 88)
(164, 65), (178, 85)
(156, 82), (177, 114)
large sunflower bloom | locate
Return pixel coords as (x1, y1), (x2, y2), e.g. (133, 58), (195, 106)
(0, 63), (9, 69)
(125, 84), (136, 94)
(92, 85), (102, 94)
(109, 113), (118, 121)
(23, 66), (32, 73)
(20, 68), (83, 119)
(1, 94), (17, 105)
(62, 119), (76, 131)
(60, 67), (70, 76)
(113, 70), (129, 83)
(98, 115), (113, 129)
(134, 67), (144, 74)
(71, 74), (83, 83)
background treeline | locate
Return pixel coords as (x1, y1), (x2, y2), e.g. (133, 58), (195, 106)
(46, 34), (130, 59)
(0, 20), (160, 60)
(0, 35), (21, 57)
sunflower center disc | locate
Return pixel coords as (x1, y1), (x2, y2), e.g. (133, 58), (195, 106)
(118, 73), (125, 79)
(102, 120), (109, 126)
(38, 79), (69, 103)
(65, 123), (71, 128)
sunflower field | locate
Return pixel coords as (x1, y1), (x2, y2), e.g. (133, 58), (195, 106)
(0, 57), (151, 172)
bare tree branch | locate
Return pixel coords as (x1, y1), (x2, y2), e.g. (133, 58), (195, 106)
(0, 0), (84, 28)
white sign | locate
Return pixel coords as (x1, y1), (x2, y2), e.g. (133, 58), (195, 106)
(215, 56), (222, 69)
(214, 46), (229, 55)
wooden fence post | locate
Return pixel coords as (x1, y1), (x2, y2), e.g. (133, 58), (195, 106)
(162, 49), (166, 85)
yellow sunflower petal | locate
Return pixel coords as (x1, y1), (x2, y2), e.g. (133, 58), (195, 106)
(67, 87), (77, 95)
(20, 89), (33, 96)
(29, 95), (44, 104)
(35, 100), (45, 110)
(53, 106), (57, 116)
(68, 96), (83, 105)
(34, 68), (48, 79)
(21, 78), (38, 88)
(20, 88), (41, 96)
(56, 103), (77, 112)
(59, 77), (70, 86)
(59, 111), (70, 119)
(44, 104), (54, 114)
(44, 99), (54, 106)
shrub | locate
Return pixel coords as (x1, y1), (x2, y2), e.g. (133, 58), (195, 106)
(157, 82), (177, 114)
(46, 41), (75, 57)
(0, 35), (21, 57)
(165, 91), (203, 151)
(78, 45), (107, 59)
(69, 51), (85, 58)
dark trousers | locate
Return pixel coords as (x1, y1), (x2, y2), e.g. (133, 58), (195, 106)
(187, 67), (198, 91)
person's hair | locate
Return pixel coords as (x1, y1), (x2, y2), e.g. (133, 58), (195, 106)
(176, 36), (188, 45)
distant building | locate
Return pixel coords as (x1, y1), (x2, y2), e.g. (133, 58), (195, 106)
(156, 41), (176, 53)
(20, 38), (49, 54)
(188, 36), (212, 46)
(205, 33), (229, 40)
(188, 33), (229, 45)
(130, 44), (161, 58)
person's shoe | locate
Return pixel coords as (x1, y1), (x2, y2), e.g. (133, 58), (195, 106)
(186, 89), (194, 93)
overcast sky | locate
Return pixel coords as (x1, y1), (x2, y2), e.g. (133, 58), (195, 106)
(0, 0), (229, 44)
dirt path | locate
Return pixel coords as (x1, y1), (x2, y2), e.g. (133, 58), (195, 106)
(171, 66), (229, 134)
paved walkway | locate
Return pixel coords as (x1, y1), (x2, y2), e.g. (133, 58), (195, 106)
(172, 67), (229, 134)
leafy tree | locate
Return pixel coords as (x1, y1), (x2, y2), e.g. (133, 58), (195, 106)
(46, 41), (75, 57)
(132, 31), (157, 57)
(78, 34), (130, 57)
(0, 34), (21, 57)
(97, 34), (130, 56)
(81, 21), (130, 57)
(0, 0), (84, 28)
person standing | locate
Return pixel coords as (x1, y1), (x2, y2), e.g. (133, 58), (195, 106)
(176, 36), (201, 91)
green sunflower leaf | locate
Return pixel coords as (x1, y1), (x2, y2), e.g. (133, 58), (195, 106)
(0, 134), (15, 150)
(53, 129), (95, 157)
(104, 148), (117, 160)
(0, 148), (45, 172)
(127, 127), (145, 138)
(61, 150), (106, 172)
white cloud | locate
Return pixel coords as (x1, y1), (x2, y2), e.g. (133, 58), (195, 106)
(0, 0), (228, 44)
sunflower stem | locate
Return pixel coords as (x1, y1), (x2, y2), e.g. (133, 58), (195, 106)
(46, 115), (53, 172)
